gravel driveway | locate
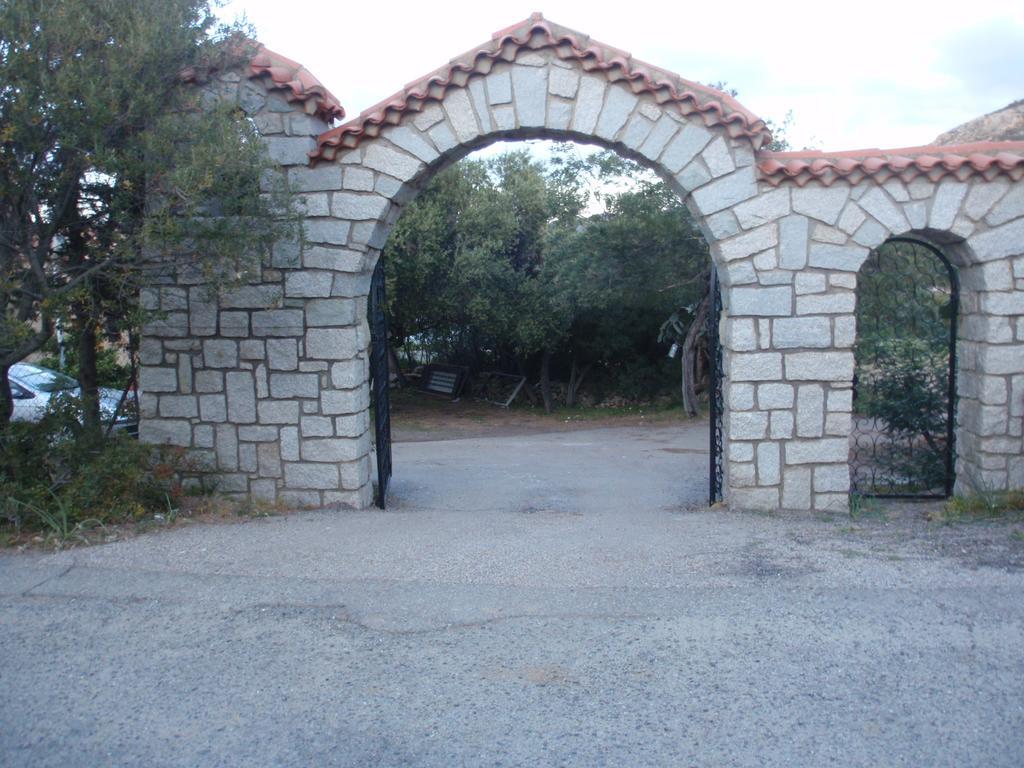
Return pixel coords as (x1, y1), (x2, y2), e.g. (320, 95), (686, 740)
(1, 423), (1022, 766)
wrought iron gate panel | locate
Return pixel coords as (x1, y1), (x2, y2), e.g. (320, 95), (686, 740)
(709, 265), (724, 504)
(850, 237), (958, 498)
(369, 258), (393, 508)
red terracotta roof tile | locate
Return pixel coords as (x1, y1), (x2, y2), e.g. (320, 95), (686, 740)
(312, 13), (770, 162)
(758, 142), (1024, 187)
(249, 46), (344, 121)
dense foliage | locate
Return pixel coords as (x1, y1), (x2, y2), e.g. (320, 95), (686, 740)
(0, 0), (291, 431)
(382, 145), (712, 410)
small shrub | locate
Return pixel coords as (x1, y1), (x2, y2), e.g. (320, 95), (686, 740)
(1, 411), (198, 543)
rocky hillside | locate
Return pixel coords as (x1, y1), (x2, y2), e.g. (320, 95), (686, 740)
(934, 99), (1024, 145)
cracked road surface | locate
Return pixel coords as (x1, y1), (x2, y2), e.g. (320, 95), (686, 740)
(2, 424), (1023, 766)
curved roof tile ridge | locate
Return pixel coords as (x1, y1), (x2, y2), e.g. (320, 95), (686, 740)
(249, 46), (345, 121)
(758, 141), (1024, 187)
(312, 13), (770, 162)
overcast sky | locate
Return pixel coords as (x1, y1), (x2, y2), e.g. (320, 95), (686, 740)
(219, 0), (1024, 153)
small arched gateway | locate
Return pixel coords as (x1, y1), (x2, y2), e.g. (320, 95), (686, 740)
(141, 14), (1024, 512)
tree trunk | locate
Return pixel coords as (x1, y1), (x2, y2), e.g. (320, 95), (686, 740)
(77, 312), (101, 439)
(566, 353), (592, 408)
(540, 350), (554, 414)
(516, 356), (541, 407)
(680, 293), (710, 418)
(0, 363), (13, 431)
(387, 343), (407, 387)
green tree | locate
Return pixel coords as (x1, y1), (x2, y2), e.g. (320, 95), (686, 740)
(0, 0), (289, 433)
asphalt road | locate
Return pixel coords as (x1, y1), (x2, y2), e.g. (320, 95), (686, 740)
(2, 424), (1022, 767)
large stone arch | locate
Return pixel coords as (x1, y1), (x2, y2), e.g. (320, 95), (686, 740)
(140, 15), (1024, 511)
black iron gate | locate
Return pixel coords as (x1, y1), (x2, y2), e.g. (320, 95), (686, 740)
(369, 257), (393, 508)
(708, 265), (724, 504)
(850, 237), (958, 497)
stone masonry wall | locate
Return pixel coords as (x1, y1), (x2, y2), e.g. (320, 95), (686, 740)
(139, 49), (1024, 511)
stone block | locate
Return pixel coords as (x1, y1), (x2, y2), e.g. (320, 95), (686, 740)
(964, 177), (1009, 221)
(824, 411), (852, 436)
(705, 211), (740, 240)
(380, 125), (439, 163)
(269, 373), (319, 399)
(301, 438), (364, 463)
(305, 299), (358, 328)
(772, 317), (831, 349)
(362, 143), (423, 182)
(701, 137), (735, 179)
(296, 193), (329, 218)
(303, 247), (364, 272)
(770, 410), (794, 439)
(140, 419), (192, 447)
(258, 400), (300, 424)
(730, 442), (755, 462)
(284, 271), (333, 298)
(729, 411), (769, 440)
(257, 443), (282, 479)
(675, 160), (713, 194)
(796, 385), (824, 437)
(239, 340), (265, 361)
(301, 416), (334, 437)
(570, 74), (607, 134)
(967, 218), (1024, 262)
(757, 442), (781, 485)
(252, 310), (304, 337)
(199, 393), (227, 422)
(858, 186), (909, 233)
(203, 339), (238, 369)
(979, 344), (1024, 375)
(796, 293), (856, 315)
(305, 327), (359, 360)
(220, 284), (282, 309)
(140, 366), (179, 393)
(777, 215), (810, 269)
(752, 249), (778, 271)
(331, 360), (368, 390)
(331, 193), (389, 221)
(719, 224), (778, 262)
(791, 186), (849, 225)
(852, 218), (888, 248)
(340, 457), (371, 489)
(335, 412), (370, 438)
(731, 352), (783, 381)
(511, 65), (548, 128)
(782, 467), (812, 509)
(692, 166), (758, 215)
(548, 66), (579, 98)
(189, 291), (217, 336)
(193, 424), (214, 449)
(785, 438), (849, 464)
(794, 272), (826, 295)
(468, 78), (492, 133)
(215, 424), (238, 470)
(343, 167), (375, 192)
(758, 383), (794, 409)
(283, 462), (339, 490)
(321, 385), (370, 415)
(729, 383), (755, 410)
(731, 461), (756, 487)
(833, 316), (856, 348)
(144, 313), (188, 338)
(807, 243), (868, 272)
(226, 371), (256, 423)
(265, 136), (315, 165)
(620, 113), (654, 150)
(837, 203), (866, 235)
(289, 164), (343, 192)
(266, 338), (298, 371)
(485, 71), (512, 105)
(785, 352), (855, 381)
(639, 116), (679, 160)
(219, 312), (249, 338)
(238, 425), (279, 442)
(986, 182), (1024, 227)
(730, 285), (792, 317)
(660, 123), (713, 174)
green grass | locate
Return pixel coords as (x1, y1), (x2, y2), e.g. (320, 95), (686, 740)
(939, 489), (1024, 523)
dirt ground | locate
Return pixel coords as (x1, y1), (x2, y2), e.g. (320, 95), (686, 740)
(388, 387), (690, 442)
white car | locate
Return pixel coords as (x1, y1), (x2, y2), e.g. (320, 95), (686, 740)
(9, 362), (138, 434)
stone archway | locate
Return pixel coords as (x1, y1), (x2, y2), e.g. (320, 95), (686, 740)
(140, 15), (1024, 512)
